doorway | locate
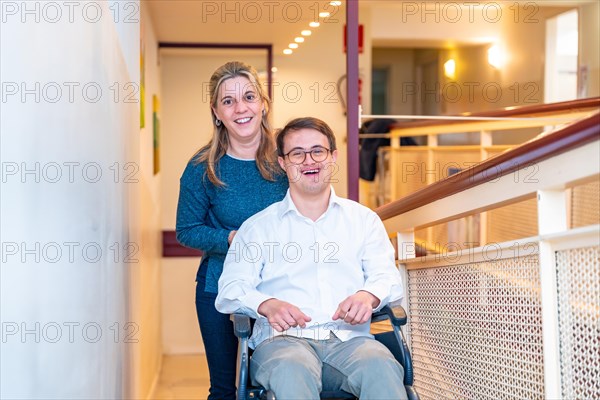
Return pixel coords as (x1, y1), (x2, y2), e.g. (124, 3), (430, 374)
(545, 9), (579, 102)
(415, 50), (441, 116)
(371, 67), (389, 115)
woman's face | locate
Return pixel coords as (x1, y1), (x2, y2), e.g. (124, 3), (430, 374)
(212, 75), (264, 146)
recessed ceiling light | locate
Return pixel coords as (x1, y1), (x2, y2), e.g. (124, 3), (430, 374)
(294, 37), (305, 43)
(301, 30), (312, 36)
(271, 67), (278, 72)
(330, 1), (342, 6)
(289, 43), (299, 49)
(319, 11), (330, 18)
(283, 49), (293, 55)
(309, 21), (320, 28)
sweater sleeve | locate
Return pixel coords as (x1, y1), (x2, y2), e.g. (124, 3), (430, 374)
(175, 173), (230, 256)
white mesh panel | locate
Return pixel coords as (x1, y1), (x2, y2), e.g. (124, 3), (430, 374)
(407, 255), (544, 399)
(556, 246), (600, 399)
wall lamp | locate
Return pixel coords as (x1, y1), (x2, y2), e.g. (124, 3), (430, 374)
(488, 44), (505, 69)
(444, 59), (456, 79)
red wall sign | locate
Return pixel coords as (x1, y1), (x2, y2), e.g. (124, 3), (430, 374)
(343, 24), (364, 54)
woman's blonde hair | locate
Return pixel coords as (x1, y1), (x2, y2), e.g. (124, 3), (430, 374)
(193, 61), (279, 186)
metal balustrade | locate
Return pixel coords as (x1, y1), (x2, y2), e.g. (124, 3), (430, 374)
(374, 106), (600, 399)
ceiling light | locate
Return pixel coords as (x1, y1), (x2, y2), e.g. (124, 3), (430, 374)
(289, 43), (298, 49)
(330, 1), (342, 6)
(294, 37), (305, 43)
(309, 21), (320, 28)
(283, 49), (293, 55)
(271, 67), (278, 72)
(301, 30), (312, 36)
(319, 11), (330, 18)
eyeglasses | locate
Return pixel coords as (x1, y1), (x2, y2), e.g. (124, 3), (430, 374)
(283, 146), (331, 164)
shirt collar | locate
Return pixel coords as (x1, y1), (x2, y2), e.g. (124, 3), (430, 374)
(278, 186), (342, 219)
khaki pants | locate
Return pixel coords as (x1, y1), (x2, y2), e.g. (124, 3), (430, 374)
(250, 334), (408, 400)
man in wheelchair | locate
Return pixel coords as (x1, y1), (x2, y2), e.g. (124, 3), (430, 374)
(216, 117), (409, 400)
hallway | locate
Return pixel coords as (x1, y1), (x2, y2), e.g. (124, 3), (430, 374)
(153, 355), (210, 400)
(2, 1), (599, 398)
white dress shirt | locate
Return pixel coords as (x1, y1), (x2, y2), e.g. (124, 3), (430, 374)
(215, 188), (403, 348)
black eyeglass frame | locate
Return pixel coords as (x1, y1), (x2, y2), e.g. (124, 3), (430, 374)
(282, 146), (332, 164)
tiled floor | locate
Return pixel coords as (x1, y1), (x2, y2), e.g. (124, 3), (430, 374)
(152, 354), (210, 400)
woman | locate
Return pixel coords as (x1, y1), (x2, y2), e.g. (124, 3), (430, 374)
(176, 61), (288, 400)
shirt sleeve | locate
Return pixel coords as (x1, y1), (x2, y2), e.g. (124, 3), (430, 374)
(360, 212), (404, 311)
(215, 225), (273, 319)
(175, 174), (230, 256)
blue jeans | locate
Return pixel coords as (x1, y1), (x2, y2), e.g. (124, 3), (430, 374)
(195, 278), (238, 400)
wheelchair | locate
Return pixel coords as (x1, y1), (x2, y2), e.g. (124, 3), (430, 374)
(231, 305), (419, 400)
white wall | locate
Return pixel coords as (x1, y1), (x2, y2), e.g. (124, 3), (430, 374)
(1, 2), (162, 398)
(131, 3), (163, 398)
(0, 1), (139, 398)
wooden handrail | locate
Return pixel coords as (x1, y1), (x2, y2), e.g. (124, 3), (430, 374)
(390, 97), (600, 130)
(375, 111), (600, 221)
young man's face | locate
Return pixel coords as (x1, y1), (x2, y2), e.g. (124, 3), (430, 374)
(278, 128), (338, 196)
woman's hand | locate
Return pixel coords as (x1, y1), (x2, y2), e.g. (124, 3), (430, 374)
(228, 230), (237, 245)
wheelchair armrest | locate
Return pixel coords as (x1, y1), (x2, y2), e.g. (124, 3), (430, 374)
(231, 313), (252, 339)
(372, 305), (415, 389)
(371, 304), (407, 327)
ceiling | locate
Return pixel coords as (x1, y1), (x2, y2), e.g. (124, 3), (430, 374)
(147, 0), (343, 56)
(147, 0), (589, 53)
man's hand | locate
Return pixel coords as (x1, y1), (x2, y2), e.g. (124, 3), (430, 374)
(257, 299), (312, 332)
(332, 291), (380, 325)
